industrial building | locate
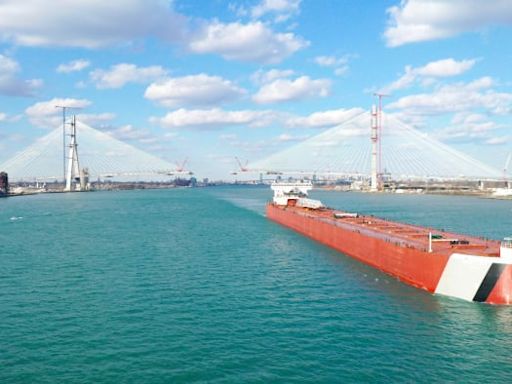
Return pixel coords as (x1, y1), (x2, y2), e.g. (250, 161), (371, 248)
(0, 171), (8, 196)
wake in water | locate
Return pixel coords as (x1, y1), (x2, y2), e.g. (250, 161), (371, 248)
(205, 187), (270, 216)
(222, 197), (266, 216)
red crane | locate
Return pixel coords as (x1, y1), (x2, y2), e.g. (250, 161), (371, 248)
(235, 157), (249, 172)
(175, 158), (188, 172)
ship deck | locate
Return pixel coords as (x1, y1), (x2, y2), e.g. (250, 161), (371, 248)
(281, 205), (501, 257)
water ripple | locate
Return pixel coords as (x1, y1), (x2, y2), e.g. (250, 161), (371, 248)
(1, 188), (512, 383)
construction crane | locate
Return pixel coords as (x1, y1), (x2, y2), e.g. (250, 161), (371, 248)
(235, 157), (249, 172)
(163, 158), (193, 176)
(175, 158), (188, 173)
(231, 157), (249, 175)
(231, 157), (282, 176)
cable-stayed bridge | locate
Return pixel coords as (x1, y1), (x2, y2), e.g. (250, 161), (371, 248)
(0, 121), (179, 182)
(0, 112), (503, 183)
(251, 111), (502, 180)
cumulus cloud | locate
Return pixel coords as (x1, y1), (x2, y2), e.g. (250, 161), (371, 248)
(251, 69), (295, 85)
(152, 108), (279, 129)
(145, 74), (246, 108)
(285, 108), (365, 128)
(76, 113), (116, 127)
(314, 54), (354, 76)
(385, 0), (512, 47)
(0, 0), (187, 48)
(251, 0), (301, 22)
(25, 98), (92, 128)
(276, 133), (310, 142)
(415, 58), (476, 77)
(0, 112), (22, 123)
(105, 124), (159, 144)
(56, 59), (90, 73)
(188, 21), (308, 64)
(253, 76), (331, 104)
(382, 58), (476, 93)
(434, 112), (500, 143)
(90, 63), (167, 89)
(387, 77), (512, 115)
(0, 54), (42, 96)
(485, 136), (510, 145)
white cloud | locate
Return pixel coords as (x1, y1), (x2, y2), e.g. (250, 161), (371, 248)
(286, 108), (365, 128)
(0, 54), (42, 96)
(145, 74), (246, 108)
(485, 136), (509, 145)
(253, 76), (331, 104)
(77, 113), (116, 127)
(251, 69), (295, 85)
(388, 77), (512, 116)
(466, 76), (494, 90)
(25, 98), (92, 128)
(434, 112), (500, 143)
(277, 133), (310, 142)
(152, 108), (278, 129)
(251, 0), (301, 22)
(415, 58), (476, 77)
(105, 124), (158, 144)
(56, 59), (90, 73)
(220, 133), (238, 141)
(91, 63), (167, 89)
(384, 67), (417, 92)
(382, 58), (476, 93)
(315, 56), (338, 67)
(385, 0), (512, 47)
(188, 21), (308, 64)
(0, 112), (6, 121)
(0, 0), (187, 48)
(314, 54), (354, 76)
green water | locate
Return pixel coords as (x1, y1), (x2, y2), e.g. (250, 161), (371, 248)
(1, 187), (512, 383)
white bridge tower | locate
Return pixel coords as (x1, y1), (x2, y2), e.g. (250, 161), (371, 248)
(64, 116), (88, 191)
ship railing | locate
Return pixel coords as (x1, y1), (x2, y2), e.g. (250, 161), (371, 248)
(314, 215), (428, 251)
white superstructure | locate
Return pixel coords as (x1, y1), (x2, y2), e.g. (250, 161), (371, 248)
(271, 182), (323, 209)
(500, 237), (512, 259)
(493, 188), (512, 197)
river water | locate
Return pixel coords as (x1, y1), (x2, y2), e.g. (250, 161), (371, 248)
(1, 187), (512, 383)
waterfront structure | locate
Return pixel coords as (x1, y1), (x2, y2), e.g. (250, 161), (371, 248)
(0, 171), (8, 196)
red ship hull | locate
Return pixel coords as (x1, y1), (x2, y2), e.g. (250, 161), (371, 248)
(267, 203), (512, 305)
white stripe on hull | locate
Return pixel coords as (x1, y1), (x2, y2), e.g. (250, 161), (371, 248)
(435, 253), (495, 301)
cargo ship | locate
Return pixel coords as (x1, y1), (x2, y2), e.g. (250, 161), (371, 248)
(266, 182), (512, 305)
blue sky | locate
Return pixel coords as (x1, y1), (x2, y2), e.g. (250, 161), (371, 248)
(0, 0), (511, 179)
